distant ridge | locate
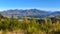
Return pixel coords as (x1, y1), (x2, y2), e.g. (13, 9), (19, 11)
(0, 9), (60, 18)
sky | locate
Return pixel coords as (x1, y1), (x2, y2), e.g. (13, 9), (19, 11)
(0, 0), (60, 11)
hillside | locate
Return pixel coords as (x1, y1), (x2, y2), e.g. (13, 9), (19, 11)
(0, 9), (60, 18)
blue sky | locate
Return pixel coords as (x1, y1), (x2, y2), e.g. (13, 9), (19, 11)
(0, 0), (60, 11)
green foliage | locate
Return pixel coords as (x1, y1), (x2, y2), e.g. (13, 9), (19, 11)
(0, 14), (60, 34)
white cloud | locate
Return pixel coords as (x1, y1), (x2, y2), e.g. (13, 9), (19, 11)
(0, 8), (60, 11)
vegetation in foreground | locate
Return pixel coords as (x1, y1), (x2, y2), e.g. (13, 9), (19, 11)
(0, 14), (60, 34)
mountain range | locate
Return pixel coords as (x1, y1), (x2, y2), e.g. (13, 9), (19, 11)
(0, 9), (60, 18)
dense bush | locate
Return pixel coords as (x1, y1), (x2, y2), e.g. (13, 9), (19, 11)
(0, 14), (60, 34)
